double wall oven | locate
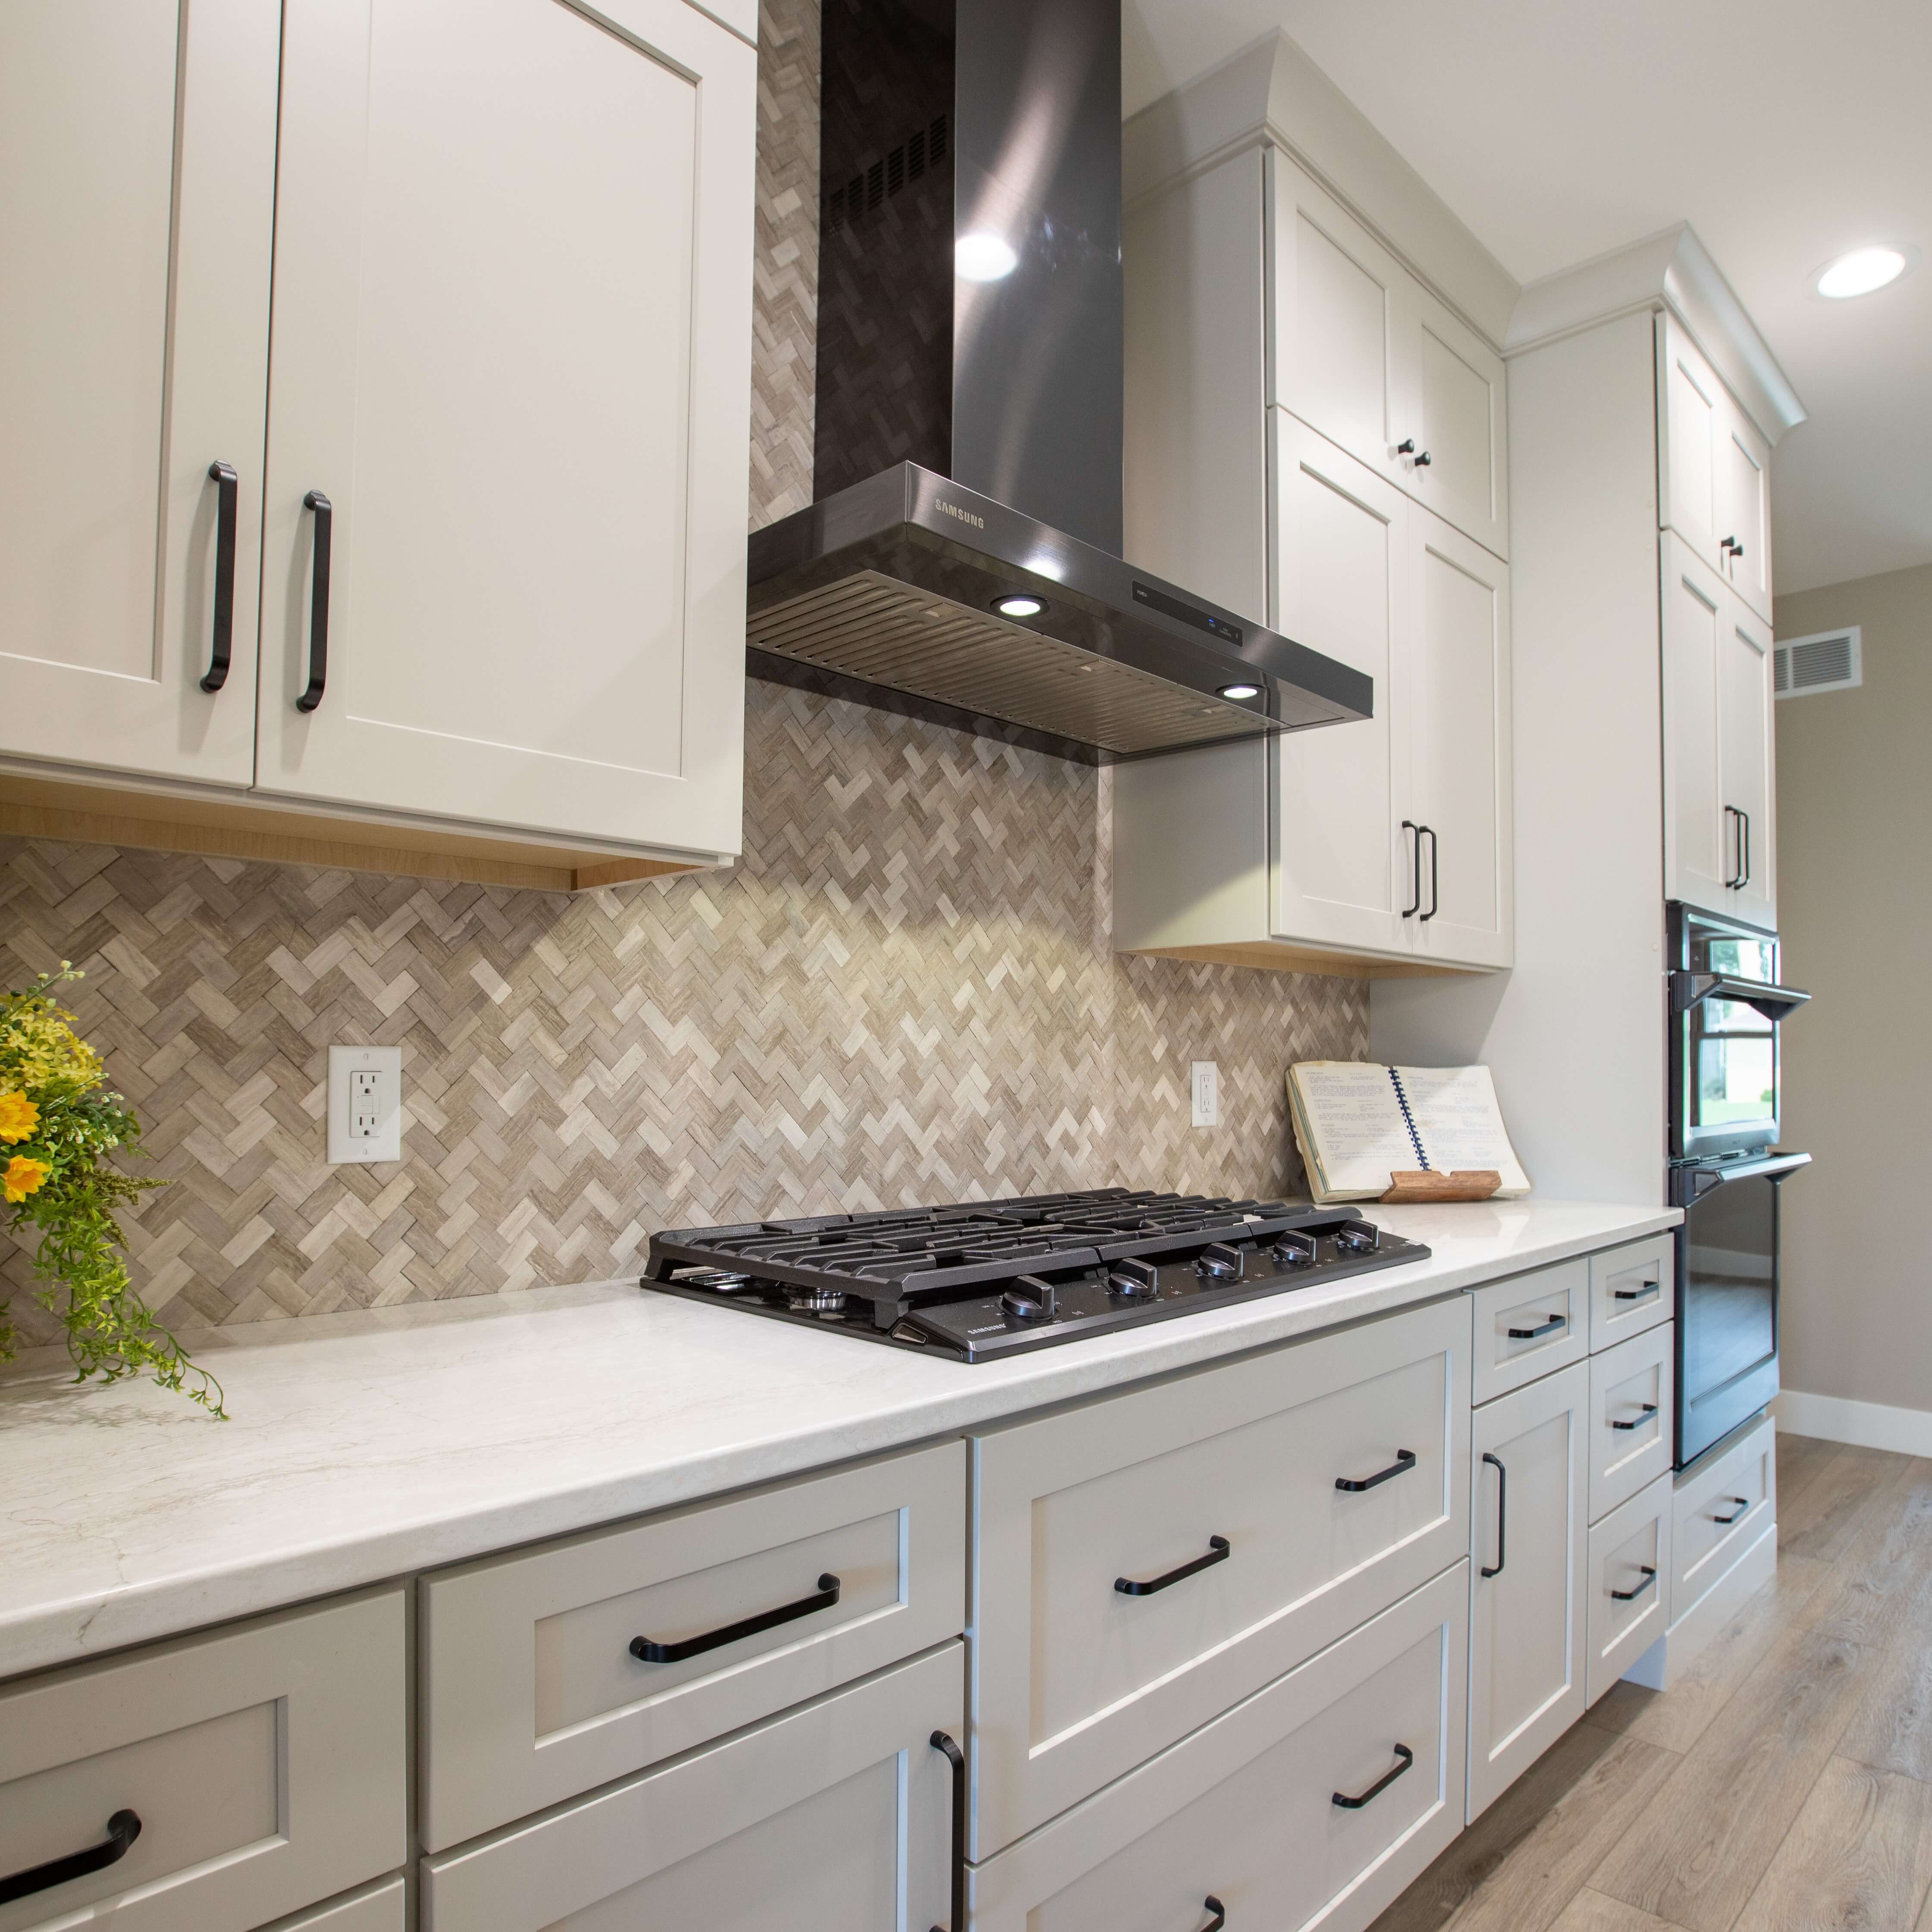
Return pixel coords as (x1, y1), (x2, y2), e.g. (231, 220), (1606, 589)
(1667, 903), (1811, 1469)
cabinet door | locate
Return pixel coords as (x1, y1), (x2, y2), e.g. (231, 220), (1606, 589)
(1656, 313), (1726, 573)
(1402, 284), (1509, 560)
(257, 0), (755, 857)
(1268, 415), (1414, 957)
(0, 0), (278, 787)
(1467, 1362), (1587, 1823)
(1661, 533), (1730, 916)
(1405, 507), (1512, 968)
(1715, 401), (1773, 622)
(1267, 153), (1408, 490)
(1718, 588), (1776, 928)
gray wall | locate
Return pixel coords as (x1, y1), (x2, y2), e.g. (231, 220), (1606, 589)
(1773, 561), (1932, 1418)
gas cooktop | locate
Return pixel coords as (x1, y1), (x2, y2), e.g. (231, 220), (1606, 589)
(641, 1188), (1429, 1361)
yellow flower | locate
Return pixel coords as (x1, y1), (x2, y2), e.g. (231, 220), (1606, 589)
(3, 1155), (50, 1203)
(0, 1091), (37, 1143)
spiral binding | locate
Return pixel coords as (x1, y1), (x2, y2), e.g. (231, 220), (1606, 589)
(1387, 1069), (1430, 1170)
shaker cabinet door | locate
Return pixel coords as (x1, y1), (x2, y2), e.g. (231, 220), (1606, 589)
(0, 0), (278, 787)
(1661, 533), (1729, 916)
(1718, 589), (1776, 929)
(1656, 313), (1727, 573)
(1402, 283), (1509, 561)
(257, 0), (754, 858)
(1715, 400), (1773, 622)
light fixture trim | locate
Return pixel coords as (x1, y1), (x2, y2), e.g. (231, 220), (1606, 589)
(993, 592), (1046, 619)
(956, 232), (1019, 282)
(1814, 243), (1916, 299)
(1217, 681), (1262, 702)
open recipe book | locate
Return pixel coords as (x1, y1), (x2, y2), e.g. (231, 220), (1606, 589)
(1287, 1061), (1531, 1204)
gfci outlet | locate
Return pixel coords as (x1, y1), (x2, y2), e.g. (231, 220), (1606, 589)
(328, 1045), (402, 1164)
(1190, 1060), (1220, 1129)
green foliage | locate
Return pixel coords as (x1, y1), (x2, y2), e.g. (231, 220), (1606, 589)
(0, 966), (223, 1415)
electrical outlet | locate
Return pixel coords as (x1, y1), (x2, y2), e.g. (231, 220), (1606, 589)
(1190, 1060), (1220, 1129)
(328, 1045), (402, 1164)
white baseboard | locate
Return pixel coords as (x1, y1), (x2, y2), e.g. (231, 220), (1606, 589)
(1774, 1389), (1932, 1457)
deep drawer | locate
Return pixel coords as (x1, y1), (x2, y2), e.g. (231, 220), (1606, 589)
(1588, 1324), (1675, 1523)
(970, 1295), (1471, 1855)
(1588, 1236), (1673, 1352)
(1586, 1471), (1673, 1706)
(968, 1565), (1468, 1932)
(0, 1590), (404, 1932)
(264, 1876), (406, 1932)
(1470, 1259), (1588, 1404)
(418, 1438), (965, 1850)
(1673, 1412), (1775, 1620)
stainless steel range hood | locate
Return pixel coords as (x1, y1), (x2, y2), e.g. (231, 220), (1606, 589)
(746, 0), (1372, 765)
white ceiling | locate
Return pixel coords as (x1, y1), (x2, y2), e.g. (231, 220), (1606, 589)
(1123, 0), (1932, 597)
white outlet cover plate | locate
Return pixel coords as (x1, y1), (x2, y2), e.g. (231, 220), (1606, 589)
(1190, 1060), (1220, 1129)
(328, 1044), (402, 1164)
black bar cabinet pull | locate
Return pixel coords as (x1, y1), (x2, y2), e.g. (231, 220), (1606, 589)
(1199, 1897), (1227, 1931)
(1610, 1402), (1659, 1432)
(1116, 1535), (1230, 1596)
(1332, 1743), (1413, 1810)
(297, 489), (332, 713)
(1723, 806), (1747, 889)
(200, 461), (237, 693)
(0, 1808), (141, 1906)
(1738, 809), (1750, 890)
(1507, 1314), (1566, 1340)
(929, 1729), (966, 1932)
(1614, 1280), (1661, 1303)
(1610, 1565), (1658, 1603)
(1712, 1496), (1751, 1525)
(1336, 1449), (1417, 1494)
(1400, 821), (1423, 917)
(1420, 825), (1440, 920)
(1481, 1451), (1506, 1578)
(630, 1573), (839, 1662)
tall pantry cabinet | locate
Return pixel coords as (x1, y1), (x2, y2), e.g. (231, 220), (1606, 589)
(0, 0), (756, 890)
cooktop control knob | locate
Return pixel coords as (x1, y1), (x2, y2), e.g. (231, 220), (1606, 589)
(1000, 1274), (1058, 1324)
(1195, 1241), (1246, 1282)
(1270, 1232), (1317, 1268)
(1333, 1221), (1380, 1256)
(1107, 1256), (1160, 1301)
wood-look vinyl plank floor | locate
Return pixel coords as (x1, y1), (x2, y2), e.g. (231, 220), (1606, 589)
(1771, 1433), (1841, 1515)
(1776, 1443), (1911, 1565)
(1548, 1892), (1694, 1932)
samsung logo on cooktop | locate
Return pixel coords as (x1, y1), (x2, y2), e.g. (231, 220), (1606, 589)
(934, 499), (985, 530)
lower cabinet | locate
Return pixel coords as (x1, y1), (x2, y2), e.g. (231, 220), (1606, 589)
(968, 1565), (1468, 1932)
(261, 1876), (407, 1932)
(1586, 1474), (1674, 1706)
(1466, 1361), (1588, 1822)
(419, 1642), (963, 1931)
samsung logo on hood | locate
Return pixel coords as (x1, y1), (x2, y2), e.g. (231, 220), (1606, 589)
(935, 499), (985, 530)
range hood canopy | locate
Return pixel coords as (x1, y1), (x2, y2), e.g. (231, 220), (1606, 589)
(747, 0), (1372, 764)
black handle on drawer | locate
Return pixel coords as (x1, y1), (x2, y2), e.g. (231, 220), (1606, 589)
(1507, 1314), (1567, 1340)
(297, 489), (332, 712)
(1614, 1281), (1662, 1304)
(929, 1729), (966, 1932)
(1610, 1402), (1660, 1432)
(1332, 1743), (1413, 1810)
(1610, 1565), (1658, 1603)
(1336, 1448), (1417, 1493)
(1481, 1451), (1506, 1578)
(1115, 1535), (1231, 1596)
(0, 1809), (141, 1906)
(629, 1573), (839, 1662)
(1199, 1898), (1227, 1931)
(200, 461), (238, 693)
(1712, 1495), (1751, 1525)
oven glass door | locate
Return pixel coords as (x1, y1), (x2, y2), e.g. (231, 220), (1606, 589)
(1678, 1169), (1781, 1467)
(1683, 926), (1781, 1151)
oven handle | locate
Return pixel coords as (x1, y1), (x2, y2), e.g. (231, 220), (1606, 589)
(1687, 1151), (1813, 1194)
(1669, 971), (1810, 1022)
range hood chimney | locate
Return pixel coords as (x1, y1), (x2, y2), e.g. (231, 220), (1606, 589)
(745, 0), (1373, 764)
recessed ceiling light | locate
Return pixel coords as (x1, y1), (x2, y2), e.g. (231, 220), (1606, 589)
(993, 592), (1044, 618)
(1816, 245), (1910, 299)
(1217, 681), (1261, 702)
(956, 232), (1019, 282)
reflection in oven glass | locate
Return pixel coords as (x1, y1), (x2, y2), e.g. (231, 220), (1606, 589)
(1697, 1037), (1775, 1126)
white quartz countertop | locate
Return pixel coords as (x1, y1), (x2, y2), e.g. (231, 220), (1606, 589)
(0, 1197), (1676, 1680)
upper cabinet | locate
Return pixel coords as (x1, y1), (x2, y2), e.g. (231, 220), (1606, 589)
(0, 0), (756, 887)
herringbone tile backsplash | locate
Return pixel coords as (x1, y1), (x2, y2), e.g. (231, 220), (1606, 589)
(0, 0), (1366, 1341)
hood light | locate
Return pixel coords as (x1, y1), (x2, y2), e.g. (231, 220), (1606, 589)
(957, 232), (1019, 282)
(994, 593), (1045, 618)
(1816, 246), (1910, 298)
(1217, 681), (1261, 701)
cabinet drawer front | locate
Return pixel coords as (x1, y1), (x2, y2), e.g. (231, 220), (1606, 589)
(1586, 1473), (1673, 1706)
(971, 1297), (1471, 1855)
(0, 1590), (403, 1932)
(970, 1565), (1467, 1932)
(1589, 1237), (1672, 1351)
(264, 1875), (406, 1932)
(1588, 1325), (1675, 1522)
(1471, 1261), (1587, 1404)
(1673, 1413), (1775, 1619)
(421, 1642), (963, 1932)
(420, 1440), (965, 1850)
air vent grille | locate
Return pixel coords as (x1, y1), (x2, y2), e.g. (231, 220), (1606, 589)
(826, 115), (948, 232)
(1773, 627), (1862, 699)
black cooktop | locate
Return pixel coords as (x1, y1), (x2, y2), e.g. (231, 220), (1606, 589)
(641, 1188), (1429, 1361)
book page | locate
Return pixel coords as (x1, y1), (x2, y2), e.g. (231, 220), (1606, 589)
(1288, 1062), (1418, 1199)
(1396, 1065), (1531, 1196)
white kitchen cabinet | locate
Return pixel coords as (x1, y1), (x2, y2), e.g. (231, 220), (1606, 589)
(0, 0), (278, 788)
(1587, 1325), (1675, 1524)
(1587, 1237), (1674, 1353)
(1585, 1473), (1673, 1706)
(1469, 1260), (1588, 1406)
(1662, 531), (1776, 927)
(419, 1642), (962, 1932)
(261, 1877), (406, 1932)
(1466, 1361), (1587, 1823)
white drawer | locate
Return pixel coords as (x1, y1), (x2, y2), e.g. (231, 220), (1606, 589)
(262, 1876), (406, 1932)
(1673, 1411), (1775, 1621)
(970, 1295), (1471, 1856)
(421, 1642), (963, 1932)
(1586, 1472), (1673, 1706)
(1470, 1260), (1588, 1404)
(1589, 1236), (1673, 1352)
(0, 1590), (404, 1932)
(969, 1565), (1468, 1932)
(420, 1439), (965, 1850)
(1588, 1324), (1675, 1522)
